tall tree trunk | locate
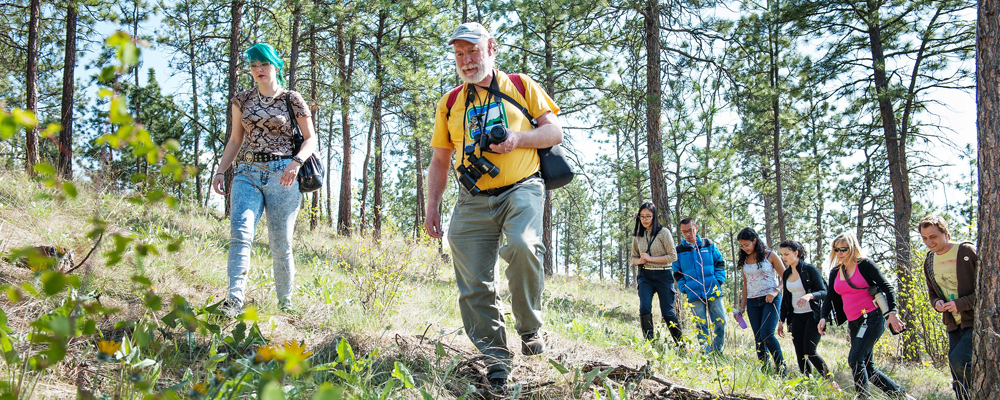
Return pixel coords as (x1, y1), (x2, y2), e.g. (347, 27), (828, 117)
(769, 20), (786, 242)
(360, 104), (374, 230)
(288, 1), (301, 91)
(304, 14), (320, 232)
(975, 0), (1000, 395)
(644, 0), (668, 228)
(58, 1), (78, 180)
(542, 41), (556, 277)
(132, 1), (147, 191)
(371, 12), (387, 239)
(186, 5), (202, 204)
(414, 129), (425, 238)
(224, 0), (243, 216)
(326, 108), (334, 227)
(337, 22), (355, 236)
(865, 0), (918, 361)
(25, 0), (40, 176)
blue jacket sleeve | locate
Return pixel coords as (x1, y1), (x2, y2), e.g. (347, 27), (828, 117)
(673, 259), (687, 295)
(712, 245), (726, 285)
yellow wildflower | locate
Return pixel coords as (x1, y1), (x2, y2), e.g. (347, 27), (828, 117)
(254, 345), (277, 364)
(189, 382), (208, 399)
(279, 340), (313, 359)
(96, 340), (122, 362)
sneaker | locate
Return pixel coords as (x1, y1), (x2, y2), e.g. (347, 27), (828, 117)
(278, 300), (301, 315)
(520, 332), (545, 356)
(488, 377), (508, 397)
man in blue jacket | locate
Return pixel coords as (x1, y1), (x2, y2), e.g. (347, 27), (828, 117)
(672, 217), (728, 353)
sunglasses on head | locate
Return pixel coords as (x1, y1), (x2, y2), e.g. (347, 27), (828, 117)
(833, 247), (850, 253)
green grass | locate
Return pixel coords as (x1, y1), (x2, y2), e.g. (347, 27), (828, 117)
(0, 169), (957, 400)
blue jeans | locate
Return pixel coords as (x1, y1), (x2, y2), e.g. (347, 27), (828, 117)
(637, 269), (677, 321)
(948, 327), (973, 400)
(846, 309), (904, 397)
(448, 177), (546, 381)
(691, 296), (726, 353)
(746, 294), (783, 367)
(227, 159), (301, 307)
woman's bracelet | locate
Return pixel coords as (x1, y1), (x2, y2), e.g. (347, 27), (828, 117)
(215, 172), (225, 177)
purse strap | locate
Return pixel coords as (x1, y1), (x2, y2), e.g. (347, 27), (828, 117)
(284, 93), (304, 151)
(839, 263), (873, 292)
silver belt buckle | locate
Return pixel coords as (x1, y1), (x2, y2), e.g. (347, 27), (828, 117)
(243, 152), (254, 163)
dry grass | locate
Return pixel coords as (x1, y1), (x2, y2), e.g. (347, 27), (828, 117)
(0, 169), (959, 400)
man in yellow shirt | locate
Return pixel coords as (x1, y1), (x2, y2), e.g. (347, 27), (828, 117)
(424, 22), (563, 394)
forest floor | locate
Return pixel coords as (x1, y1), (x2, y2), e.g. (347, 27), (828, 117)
(0, 169), (957, 399)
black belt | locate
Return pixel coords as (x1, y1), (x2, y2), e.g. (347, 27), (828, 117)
(242, 152), (291, 163)
(477, 172), (541, 196)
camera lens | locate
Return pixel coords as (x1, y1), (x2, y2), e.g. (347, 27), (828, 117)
(489, 126), (507, 144)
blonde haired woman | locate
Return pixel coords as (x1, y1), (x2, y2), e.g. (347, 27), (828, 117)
(817, 232), (914, 399)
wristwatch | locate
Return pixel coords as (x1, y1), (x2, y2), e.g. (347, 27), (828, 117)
(291, 156), (305, 165)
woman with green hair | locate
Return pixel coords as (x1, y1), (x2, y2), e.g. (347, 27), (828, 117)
(212, 43), (317, 314)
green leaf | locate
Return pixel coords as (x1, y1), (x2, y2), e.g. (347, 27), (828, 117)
(392, 362), (415, 389)
(260, 381), (286, 400)
(33, 163), (57, 177)
(12, 109), (37, 128)
(164, 139), (180, 152)
(420, 390), (434, 400)
(62, 182), (77, 199)
(99, 66), (117, 84)
(0, 331), (19, 364)
(143, 291), (162, 311)
(435, 341), (446, 358)
(109, 96), (133, 125)
(41, 272), (66, 296)
(0, 116), (17, 140)
(548, 358), (570, 374)
(336, 337), (355, 366)
(310, 383), (344, 400)
(131, 276), (153, 287)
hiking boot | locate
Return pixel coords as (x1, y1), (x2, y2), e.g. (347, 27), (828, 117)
(521, 332), (545, 356)
(640, 315), (655, 341)
(665, 316), (683, 344)
(220, 298), (243, 318)
(488, 377), (508, 397)
(278, 299), (299, 314)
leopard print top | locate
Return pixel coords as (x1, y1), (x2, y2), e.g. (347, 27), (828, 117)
(231, 89), (310, 156)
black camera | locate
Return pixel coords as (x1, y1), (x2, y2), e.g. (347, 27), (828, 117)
(457, 143), (501, 195)
(478, 125), (508, 153)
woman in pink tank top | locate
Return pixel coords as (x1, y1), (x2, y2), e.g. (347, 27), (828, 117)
(817, 232), (914, 399)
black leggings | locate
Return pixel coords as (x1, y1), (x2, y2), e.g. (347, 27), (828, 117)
(788, 312), (830, 377)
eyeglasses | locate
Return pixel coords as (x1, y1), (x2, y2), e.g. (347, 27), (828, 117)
(639, 215), (653, 220)
(739, 242), (754, 249)
(833, 247), (850, 253)
(250, 62), (271, 70)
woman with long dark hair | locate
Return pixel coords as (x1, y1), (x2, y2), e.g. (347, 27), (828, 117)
(776, 240), (834, 385)
(212, 43), (318, 315)
(818, 232), (914, 399)
(735, 227), (786, 372)
(630, 202), (680, 343)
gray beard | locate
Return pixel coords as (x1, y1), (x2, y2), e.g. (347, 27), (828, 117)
(457, 62), (491, 85)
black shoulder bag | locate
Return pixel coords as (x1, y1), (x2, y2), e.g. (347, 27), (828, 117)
(484, 77), (575, 190)
(285, 94), (324, 193)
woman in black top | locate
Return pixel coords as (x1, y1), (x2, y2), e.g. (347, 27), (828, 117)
(775, 240), (834, 383)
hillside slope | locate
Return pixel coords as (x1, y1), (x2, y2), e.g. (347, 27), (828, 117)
(0, 170), (955, 399)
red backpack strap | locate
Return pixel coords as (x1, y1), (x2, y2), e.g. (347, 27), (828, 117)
(507, 73), (527, 98)
(444, 84), (464, 119)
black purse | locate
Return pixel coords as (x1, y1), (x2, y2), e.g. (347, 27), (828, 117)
(484, 81), (575, 190)
(285, 94), (323, 193)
